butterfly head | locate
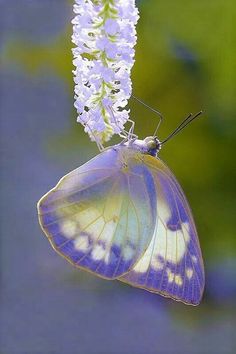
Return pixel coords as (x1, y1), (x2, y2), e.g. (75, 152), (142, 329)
(125, 136), (162, 157)
(144, 136), (162, 157)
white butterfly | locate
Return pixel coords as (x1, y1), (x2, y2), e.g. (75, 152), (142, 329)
(38, 110), (204, 305)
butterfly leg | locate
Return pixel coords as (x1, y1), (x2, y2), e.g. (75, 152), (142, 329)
(127, 118), (137, 139)
(107, 105), (137, 140)
(119, 119), (137, 142)
(82, 113), (105, 152)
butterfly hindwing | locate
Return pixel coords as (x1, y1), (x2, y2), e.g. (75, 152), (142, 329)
(38, 147), (156, 279)
(119, 155), (204, 305)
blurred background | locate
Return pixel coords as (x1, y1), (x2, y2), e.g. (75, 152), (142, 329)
(0, 0), (235, 353)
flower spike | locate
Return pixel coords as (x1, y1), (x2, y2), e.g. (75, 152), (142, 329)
(72, 0), (139, 144)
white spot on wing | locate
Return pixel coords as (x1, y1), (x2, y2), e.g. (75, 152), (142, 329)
(123, 246), (135, 261)
(132, 200), (191, 274)
(99, 220), (117, 245)
(60, 220), (77, 238)
(151, 258), (163, 270)
(104, 252), (110, 264)
(133, 236), (155, 273)
(91, 244), (106, 261)
(74, 235), (89, 251)
(158, 200), (171, 222)
(156, 221), (190, 263)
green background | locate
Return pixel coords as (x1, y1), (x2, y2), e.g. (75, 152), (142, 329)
(1, 1), (235, 353)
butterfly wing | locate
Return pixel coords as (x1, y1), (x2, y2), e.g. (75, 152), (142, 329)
(119, 154), (205, 305)
(37, 147), (156, 279)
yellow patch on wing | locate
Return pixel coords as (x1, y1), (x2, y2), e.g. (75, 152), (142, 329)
(186, 268), (193, 279)
(174, 274), (183, 286)
(166, 268), (175, 283)
(166, 269), (183, 286)
(103, 189), (124, 223)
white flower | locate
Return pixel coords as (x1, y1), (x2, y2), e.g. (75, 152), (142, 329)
(72, 0), (139, 144)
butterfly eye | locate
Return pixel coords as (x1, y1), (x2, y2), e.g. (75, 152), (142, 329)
(144, 137), (155, 147)
(147, 141), (157, 150)
(144, 137), (161, 154)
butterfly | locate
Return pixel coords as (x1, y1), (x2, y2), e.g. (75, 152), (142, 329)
(37, 109), (204, 306)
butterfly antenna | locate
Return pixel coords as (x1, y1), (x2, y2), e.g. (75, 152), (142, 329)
(131, 94), (163, 135)
(161, 111), (203, 145)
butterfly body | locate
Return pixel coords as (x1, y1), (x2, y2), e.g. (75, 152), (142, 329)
(38, 137), (204, 305)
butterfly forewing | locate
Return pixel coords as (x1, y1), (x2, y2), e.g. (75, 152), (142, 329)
(38, 147), (156, 279)
(119, 155), (204, 305)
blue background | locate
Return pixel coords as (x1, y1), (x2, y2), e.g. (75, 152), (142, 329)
(0, 1), (235, 353)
